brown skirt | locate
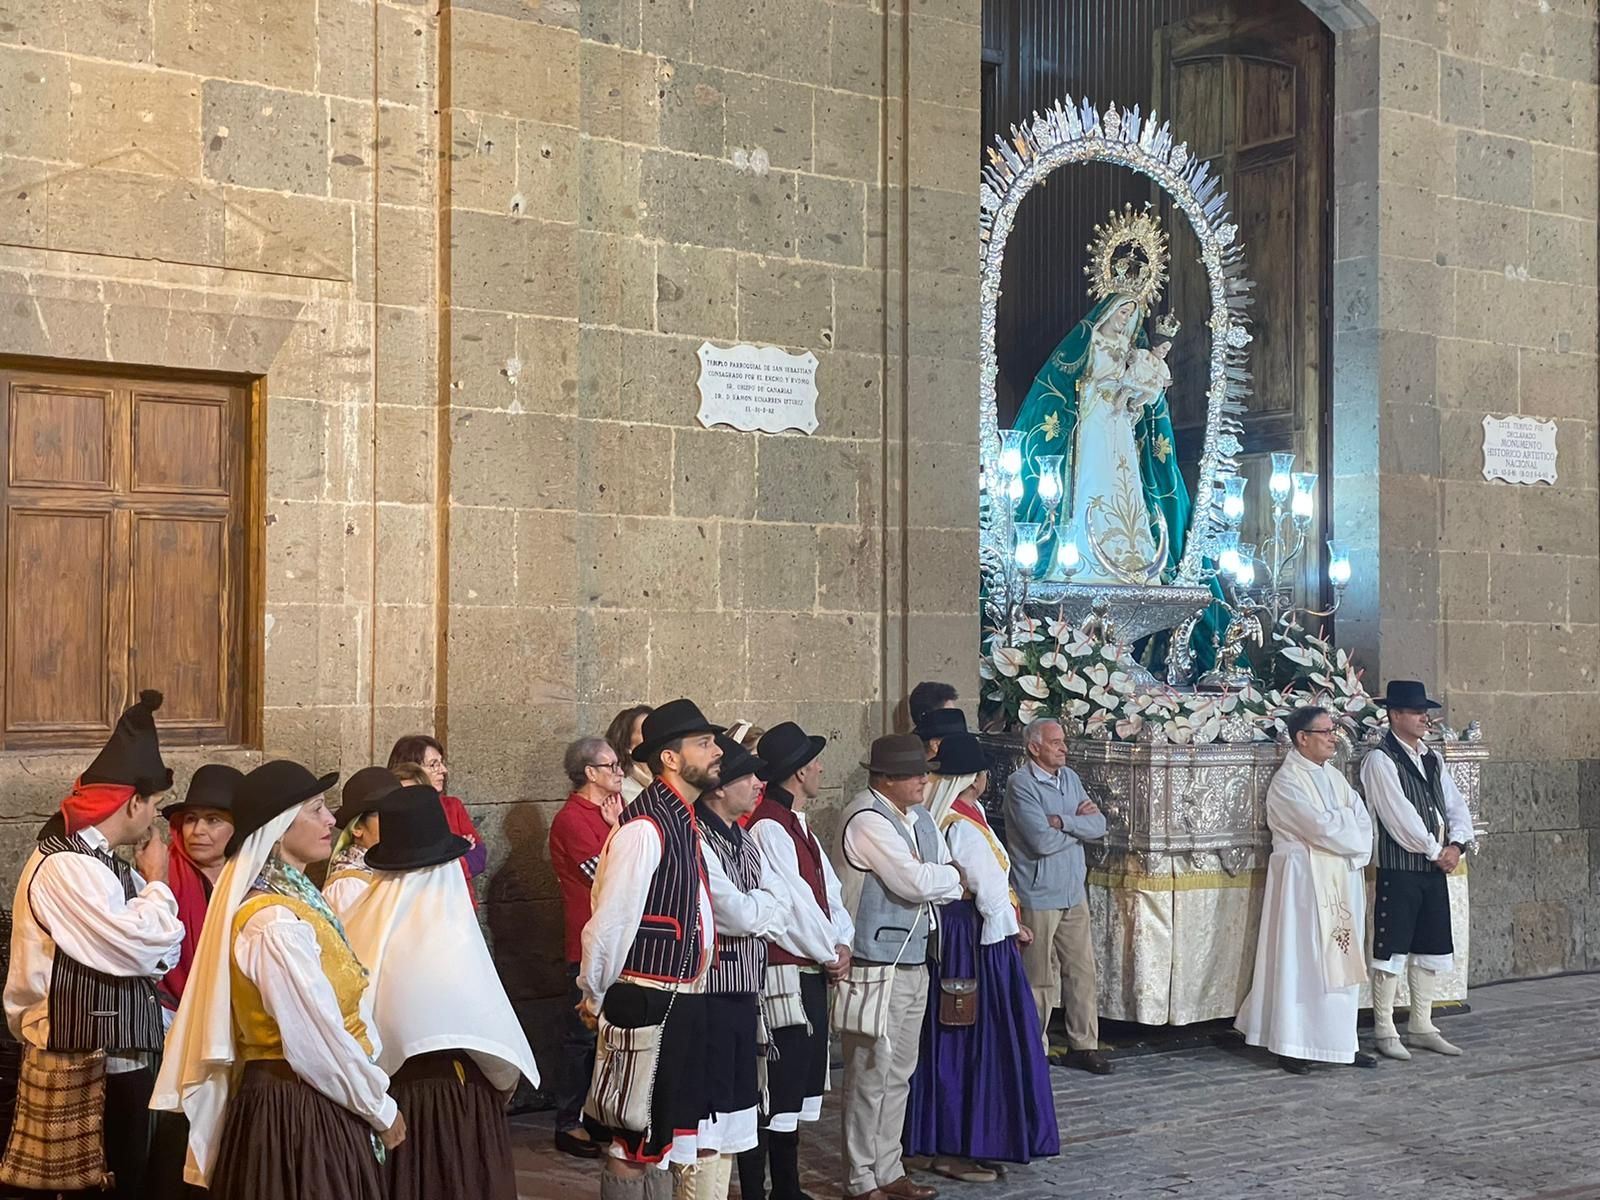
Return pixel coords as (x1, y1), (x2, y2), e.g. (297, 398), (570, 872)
(386, 1051), (516, 1200)
(209, 1060), (384, 1200)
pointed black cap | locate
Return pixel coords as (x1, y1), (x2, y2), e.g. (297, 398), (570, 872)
(81, 690), (173, 797)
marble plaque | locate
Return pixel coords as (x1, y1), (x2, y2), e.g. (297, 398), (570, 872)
(1482, 414), (1558, 485)
(696, 342), (819, 435)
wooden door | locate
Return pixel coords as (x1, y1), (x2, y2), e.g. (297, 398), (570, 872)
(0, 364), (255, 749)
(1154, 1), (1332, 604)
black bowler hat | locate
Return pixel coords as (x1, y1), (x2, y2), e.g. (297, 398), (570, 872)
(226, 760), (340, 858)
(334, 766), (404, 828)
(757, 721), (827, 784)
(83, 690), (173, 797)
(1376, 680), (1442, 711)
(861, 734), (936, 776)
(713, 734), (765, 788)
(914, 707), (967, 742)
(162, 763), (244, 820)
(930, 732), (989, 777)
(632, 698), (725, 761)
(364, 785), (472, 872)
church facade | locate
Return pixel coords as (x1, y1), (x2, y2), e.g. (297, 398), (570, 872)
(0, 0), (1594, 1058)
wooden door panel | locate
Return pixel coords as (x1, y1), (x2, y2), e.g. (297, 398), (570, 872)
(131, 393), (228, 495)
(1239, 58), (1295, 147)
(1232, 152), (1298, 426)
(1172, 56), (1226, 159)
(5, 509), (111, 733)
(8, 385), (113, 491)
(130, 514), (227, 733)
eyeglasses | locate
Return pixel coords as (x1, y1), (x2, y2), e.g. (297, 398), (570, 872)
(588, 759), (624, 773)
(1302, 726), (1338, 736)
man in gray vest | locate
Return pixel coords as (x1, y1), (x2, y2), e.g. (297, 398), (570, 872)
(1004, 717), (1111, 1074)
(835, 735), (964, 1200)
(1359, 680), (1476, 1061)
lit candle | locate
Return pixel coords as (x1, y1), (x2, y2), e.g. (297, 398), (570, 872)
(1220, 474), (1246, 526)
(1327, 539), (1352, 588)
(1269, 452), (1295, 504)
(1014, 523), (1041, 575)
(1036, 455), (1064, 507)
(1234, 542), (1257, 588)
(1059, 536), (1081, 572)
(1291, 472), (1316, 524)
(1000, 430), (1024, 479)
(1217, 529), (1240, 577)
(1007, 474), (1025, 508)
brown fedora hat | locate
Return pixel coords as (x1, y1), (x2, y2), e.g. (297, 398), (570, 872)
(860, 733), (934, 776)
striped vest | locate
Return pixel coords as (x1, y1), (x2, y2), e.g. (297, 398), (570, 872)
(1374, 733), (1449, 873)
(697, 803), (767, 996)
(28, 831), (165, 1056)
(619, 780), (705, 984)
(748, 790), (829, 967)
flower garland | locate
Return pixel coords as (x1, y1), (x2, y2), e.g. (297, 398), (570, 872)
(982, 612), (1383, 744)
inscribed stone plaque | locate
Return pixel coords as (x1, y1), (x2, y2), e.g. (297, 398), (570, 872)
(1481, 414), (1558, 485)
(696, 342), (819, 435)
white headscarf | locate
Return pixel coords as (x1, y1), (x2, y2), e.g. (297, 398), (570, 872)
(150, 804), (304, 1186)
(926, 773), (979, 828)
(342, 860), (537, 1093)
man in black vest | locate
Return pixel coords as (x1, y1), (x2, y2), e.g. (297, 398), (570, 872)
(3, 690), (184, 1199)
(579, 699), (725, 1200)
(1358, 680), (1476, 1061)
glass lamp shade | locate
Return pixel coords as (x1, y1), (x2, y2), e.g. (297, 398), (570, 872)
(1059, 536), (1081, 572)
(1216, 529), (1241, 576)
(1014, 523), (1042, 575)
(1035, 455), (1065, 507)
(1327, 539), (1352, 588)
(1233, 542), (1257, 588)
(1220, 474), (1247, 526)
(1269, 451), (1295, 503)
(1007, 473), (1025, 508)
(1291, 472), (1317, 524)
(999, 430), (1025, 479)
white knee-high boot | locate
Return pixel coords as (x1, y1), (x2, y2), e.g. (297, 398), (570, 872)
(1406, 965), (1462, 1055)
(1371, 969), (1410, 1060)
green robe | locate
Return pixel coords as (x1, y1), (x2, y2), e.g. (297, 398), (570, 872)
(1009, 294), (1226, 672)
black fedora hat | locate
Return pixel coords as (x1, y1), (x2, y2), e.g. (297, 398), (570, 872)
(364, 785), (472, 872)
(914, 707), (967, 742)
(712, 734), (765, 789)
(226, 760), (340, 858)
(162, 763), (244, 820)
(1376, 680), (1442, 710)
(632, 698), (725, 761)
(861, 733), (935, 776)
(930, 732), (989, 776)
(757, 721), (827, 784)
(334, 766), (404, 828)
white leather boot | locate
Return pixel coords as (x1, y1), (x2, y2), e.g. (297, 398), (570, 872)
(1406, 965), (1463, 1055)
(1371, 969), (1410, 1060)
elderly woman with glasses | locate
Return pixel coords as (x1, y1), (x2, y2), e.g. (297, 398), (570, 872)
(547, 736), (627, 1158)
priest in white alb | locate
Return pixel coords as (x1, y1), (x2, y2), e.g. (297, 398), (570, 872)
(1235, 705), (1377, 1074)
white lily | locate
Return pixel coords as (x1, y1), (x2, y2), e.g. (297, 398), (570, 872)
(1018, 674), (1050, 700)
(1018, 699), (1048, 724)
(992, 646), (1027, 677)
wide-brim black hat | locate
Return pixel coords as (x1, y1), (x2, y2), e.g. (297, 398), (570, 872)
(757, 721), (827, 783)
(334, 766), (404, 828)
(632, 698), (725, 761)
(226, 760), (340, 858)
(929, 732), (988, 777)
(861, 733), (936, 776)
(914, 707), (968, 742)
(1376, 680), (1442, 710)
(713, 734), (765, 788)
(364, 785), (472, 871)
(162, 763), (244, 820)
(82, 689), (173, 797)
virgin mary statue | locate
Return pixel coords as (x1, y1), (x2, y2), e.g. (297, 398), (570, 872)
(1011, 292), (1190, 587)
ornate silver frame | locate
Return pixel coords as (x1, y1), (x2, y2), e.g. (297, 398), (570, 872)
(978, 99), (1256, 619)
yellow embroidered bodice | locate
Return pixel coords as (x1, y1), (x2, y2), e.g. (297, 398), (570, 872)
(230, 893), (373, 1061)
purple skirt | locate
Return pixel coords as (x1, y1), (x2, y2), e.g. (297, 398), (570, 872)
(905, 899), (1060, 1163)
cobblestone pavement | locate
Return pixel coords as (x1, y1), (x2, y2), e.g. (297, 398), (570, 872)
(513, 973), (1600, 1200)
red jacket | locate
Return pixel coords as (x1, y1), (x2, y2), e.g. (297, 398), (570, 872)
(549, 792), (613, 963)
(440, 793), (486, 909)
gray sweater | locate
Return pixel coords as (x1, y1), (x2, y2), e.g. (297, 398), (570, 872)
(1004, 761), (1107, 910)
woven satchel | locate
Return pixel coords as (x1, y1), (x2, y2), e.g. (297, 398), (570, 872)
(830, 907), (923, 1042)
(584, 933), (697, 1139)
(0, 1046), (111, 1192)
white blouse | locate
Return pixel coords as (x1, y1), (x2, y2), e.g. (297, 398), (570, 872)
(944, 818), (1019, 945)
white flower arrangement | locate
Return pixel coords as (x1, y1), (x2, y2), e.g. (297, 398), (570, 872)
(981, 612), (1383, 744)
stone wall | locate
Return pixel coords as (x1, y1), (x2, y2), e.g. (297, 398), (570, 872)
(1334, 0), (1599, 982)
